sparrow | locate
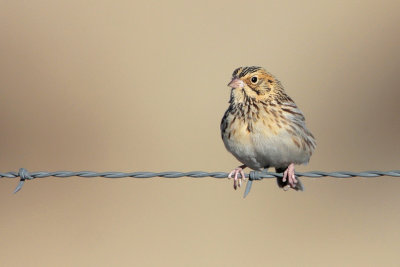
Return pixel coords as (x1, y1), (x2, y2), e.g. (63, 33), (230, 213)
(220, 66), (316, 191)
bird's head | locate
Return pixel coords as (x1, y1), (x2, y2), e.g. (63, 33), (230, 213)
(228, 66), (278, 102)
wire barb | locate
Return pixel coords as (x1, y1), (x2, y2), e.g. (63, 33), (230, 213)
(1, 169), (399, 194)
(13, 168), (34, 193)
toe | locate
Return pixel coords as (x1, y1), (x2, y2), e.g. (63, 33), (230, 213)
(234, 170), (239, 180)
(234, 170), (239, 190)
(282, 170), (288, 182)
(240, 169), (246, 181)
(292, 173), (297, 183)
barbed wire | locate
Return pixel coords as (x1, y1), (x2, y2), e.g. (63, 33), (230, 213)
(1, 168), (399, 197)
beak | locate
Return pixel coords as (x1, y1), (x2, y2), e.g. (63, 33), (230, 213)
(228, 78), (244, 88)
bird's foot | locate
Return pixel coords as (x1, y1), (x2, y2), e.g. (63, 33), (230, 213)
(228, 165), (246, 190)
(282, 163), (298, 189)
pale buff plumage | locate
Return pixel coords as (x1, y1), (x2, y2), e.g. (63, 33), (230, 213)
(221, 66), (316, 191)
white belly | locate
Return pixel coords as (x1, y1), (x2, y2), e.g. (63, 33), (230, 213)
(223, 121), (310, 170)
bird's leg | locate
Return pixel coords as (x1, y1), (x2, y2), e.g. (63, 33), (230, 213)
(282, 163), (298, 188)
(228, 164), (247, 190)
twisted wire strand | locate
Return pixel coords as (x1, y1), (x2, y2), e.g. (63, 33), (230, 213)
(2, 169), (399, 195)
(2, 168), (400, 193)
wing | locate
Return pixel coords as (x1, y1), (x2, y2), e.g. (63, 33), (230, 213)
(280, 101), (316, 154)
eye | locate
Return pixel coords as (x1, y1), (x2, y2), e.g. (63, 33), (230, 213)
(251, 76), (258, 84)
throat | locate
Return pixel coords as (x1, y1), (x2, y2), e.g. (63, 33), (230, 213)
(230, 88), (257, 106)
(229, 96), (262, 123)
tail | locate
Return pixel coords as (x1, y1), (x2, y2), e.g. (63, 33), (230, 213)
(275, 167), (304, 191)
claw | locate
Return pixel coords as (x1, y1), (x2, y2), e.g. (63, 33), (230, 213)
(282, 163), (297, 189)
(228, 165), (246, 190)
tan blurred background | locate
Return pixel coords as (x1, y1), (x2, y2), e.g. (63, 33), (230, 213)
(1, 0), (399, 266)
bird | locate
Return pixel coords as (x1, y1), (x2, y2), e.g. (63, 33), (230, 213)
(220, 66), (316, 191)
